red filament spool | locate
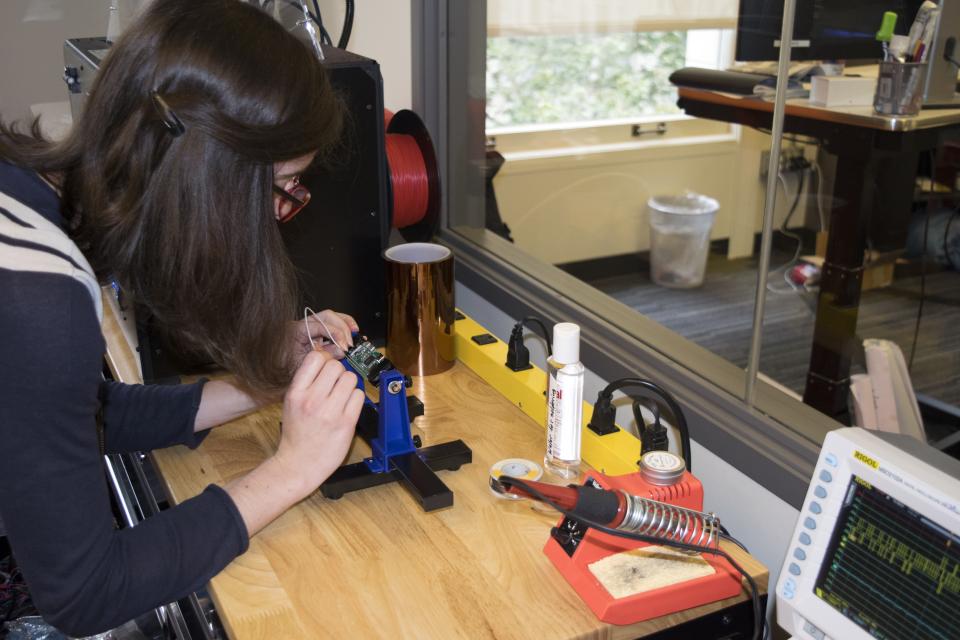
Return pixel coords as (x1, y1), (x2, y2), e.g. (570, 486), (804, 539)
(384, 109), (440, 241)
(386, 134), (429, 228)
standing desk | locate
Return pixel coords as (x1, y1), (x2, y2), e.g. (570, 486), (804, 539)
(101, 298), (767, 640)
(677, 87), (960, 419)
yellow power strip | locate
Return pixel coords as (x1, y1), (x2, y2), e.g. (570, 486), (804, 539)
(454, 310), (640, 476)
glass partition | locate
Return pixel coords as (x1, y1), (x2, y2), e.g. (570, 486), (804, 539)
(433, 0), (960, 463)
(458, 1), (800, 419)
(481, 1), (774, 389)
(759, 139), (960, 447)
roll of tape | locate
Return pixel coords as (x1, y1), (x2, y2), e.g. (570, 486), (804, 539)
(384, 242), (455, 376)
(489, 458), (543, 500)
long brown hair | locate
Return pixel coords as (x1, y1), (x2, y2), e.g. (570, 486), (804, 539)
(0, 0), (344, 392)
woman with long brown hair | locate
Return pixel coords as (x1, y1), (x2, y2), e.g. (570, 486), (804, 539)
(0, 0), (363, 634)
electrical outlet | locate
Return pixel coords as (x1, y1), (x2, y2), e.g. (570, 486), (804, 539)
(760, 147), (810, 182)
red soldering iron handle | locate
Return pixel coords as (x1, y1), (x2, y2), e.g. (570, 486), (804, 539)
(503, 477), (629, 529)
(503, 478), (580, 510)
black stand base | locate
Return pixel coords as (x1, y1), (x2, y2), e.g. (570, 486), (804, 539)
(320, 440), (472, 511)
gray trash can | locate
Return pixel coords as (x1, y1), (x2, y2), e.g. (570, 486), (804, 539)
(648, 193), (719, 288)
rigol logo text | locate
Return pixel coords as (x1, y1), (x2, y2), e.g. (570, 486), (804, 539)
(854, 451), (879, 469)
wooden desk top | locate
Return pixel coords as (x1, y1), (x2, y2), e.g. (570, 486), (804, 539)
(102, 294), (768, 640)
(678, 86), (960, 133)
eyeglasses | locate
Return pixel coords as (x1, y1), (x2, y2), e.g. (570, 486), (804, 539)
(273, 176), (311, 223)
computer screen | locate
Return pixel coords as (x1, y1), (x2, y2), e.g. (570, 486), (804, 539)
(776, 428), (960, 640)
(736, 0), (924, 62)
(814, 475), (960, 639)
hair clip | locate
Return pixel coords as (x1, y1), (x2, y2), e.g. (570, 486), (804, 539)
(150, 90), (186, 137)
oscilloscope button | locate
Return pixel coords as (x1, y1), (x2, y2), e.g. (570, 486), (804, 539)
(824, 453), (838, 467)
(784, 578), (796, 591)
(819, 470), (833, 483)
(794, 548), (806, 561)
(814, 485), (827, 499)
(799, 532), (811, 545)
(803, 517), (817, 530)
(789, 562), (801, 576)
(809, 502), (822, 514)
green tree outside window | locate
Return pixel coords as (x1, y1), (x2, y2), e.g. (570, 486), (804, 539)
(487, 31), (688, 129)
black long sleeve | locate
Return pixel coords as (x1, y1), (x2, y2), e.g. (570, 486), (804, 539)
(99, 379), (209, 453)
(0, 271), (249, 636)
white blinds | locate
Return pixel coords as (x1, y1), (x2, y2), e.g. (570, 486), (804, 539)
(487, 0), (739, 36)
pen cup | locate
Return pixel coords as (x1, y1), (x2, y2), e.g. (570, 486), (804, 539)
(873, 61), (927, 116)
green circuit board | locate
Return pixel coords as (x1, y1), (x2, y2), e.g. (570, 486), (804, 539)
(345, 339), (391, 384)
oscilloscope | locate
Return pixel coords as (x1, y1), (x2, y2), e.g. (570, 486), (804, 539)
(776, 428), (960, 640)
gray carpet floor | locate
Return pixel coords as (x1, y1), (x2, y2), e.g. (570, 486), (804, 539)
(587, 252), (960, 408)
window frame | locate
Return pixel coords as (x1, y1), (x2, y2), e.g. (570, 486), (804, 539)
(412, 0), (839, 508)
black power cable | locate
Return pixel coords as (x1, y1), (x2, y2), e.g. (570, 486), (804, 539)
(588, 378), (691, 472)
(909, 150), (937, 372)
(307, 0), (353, 49)
(338, 0), (355, 49)
(634, 399), (669, 453)
(501, 477), (763, 640)
(766, 170), (807, 293)
(505, 316), (553, 371)
(311, 0), (333, 45)
(909, 211), (931, 372)
(520, 316), (552, 356)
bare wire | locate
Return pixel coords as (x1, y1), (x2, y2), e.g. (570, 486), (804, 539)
(304, 306), (346, 352)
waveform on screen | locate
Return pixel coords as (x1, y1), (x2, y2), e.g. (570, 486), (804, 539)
(814, 477), (960, 640)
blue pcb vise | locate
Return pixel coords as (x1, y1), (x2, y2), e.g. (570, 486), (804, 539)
(319, 337), (472, 511)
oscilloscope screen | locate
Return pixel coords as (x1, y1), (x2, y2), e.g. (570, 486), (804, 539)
(814, 475), (960, 640)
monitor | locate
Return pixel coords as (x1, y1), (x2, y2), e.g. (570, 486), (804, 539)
(736, 0), (925, 62)
(776, 427), (960, 640)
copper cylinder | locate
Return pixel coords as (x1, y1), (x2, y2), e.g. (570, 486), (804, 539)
(384, 243), (455, 376)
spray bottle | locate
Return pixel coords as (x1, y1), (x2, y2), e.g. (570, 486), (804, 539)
(544, 323), (585, 479)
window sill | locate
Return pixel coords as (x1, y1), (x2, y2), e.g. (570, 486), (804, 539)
(497, 132), (738, 174)
(488, 113), (693, 137)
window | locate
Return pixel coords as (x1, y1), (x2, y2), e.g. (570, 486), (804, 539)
(486, 30), (689, 129)
(486, 0), (738, 133)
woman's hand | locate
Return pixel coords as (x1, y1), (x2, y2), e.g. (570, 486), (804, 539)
(291, 309), (359, 366)
(273, 350), (365, 493)
(224, 350), (364, 537)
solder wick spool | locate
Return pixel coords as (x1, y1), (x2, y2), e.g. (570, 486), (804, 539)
(383, 109), (440, 242)
(489, 458), (543, 499)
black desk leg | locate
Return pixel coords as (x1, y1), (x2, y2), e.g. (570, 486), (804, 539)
(803, 149), (919, 419)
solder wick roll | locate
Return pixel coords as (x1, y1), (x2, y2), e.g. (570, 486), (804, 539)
(384, 242), (455, 376)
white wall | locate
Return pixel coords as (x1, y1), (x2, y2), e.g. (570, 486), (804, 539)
(0, 1), (413, 124)
(0, 0), (107, 122)
(493, 137), (742, 264)
(494, 126), (821, 264)
(316, 0), (412, 112)
(457, 281), (801, 622)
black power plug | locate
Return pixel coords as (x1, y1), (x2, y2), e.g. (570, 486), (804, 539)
(505, 324), (533, 371)
(636, 400), (668, 454)
(587, 391), (618, 435)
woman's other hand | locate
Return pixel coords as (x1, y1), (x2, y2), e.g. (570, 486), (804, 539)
(291, 309), (359, 365)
